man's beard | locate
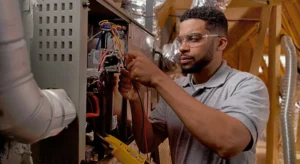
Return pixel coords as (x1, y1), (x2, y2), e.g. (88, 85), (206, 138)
(181, 48), (214, 74)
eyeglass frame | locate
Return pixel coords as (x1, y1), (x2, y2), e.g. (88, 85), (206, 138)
(176, 33), (221, 48)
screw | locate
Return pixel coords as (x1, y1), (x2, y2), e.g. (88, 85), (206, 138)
(82, 2), (90, 9)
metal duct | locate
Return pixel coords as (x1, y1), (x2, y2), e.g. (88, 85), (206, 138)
(121, 0), (147, 26)
(121, 0), (164, 30)
(190, 0), (232, 12)
(280, 35), (297, 164)
(0, 0), (76, 144)
(121, 0), (163, 50)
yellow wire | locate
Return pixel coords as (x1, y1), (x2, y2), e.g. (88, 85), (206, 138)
(98, 20), (108, 26)
(111, 26), (123, 57)
(98, 20), (124, 58)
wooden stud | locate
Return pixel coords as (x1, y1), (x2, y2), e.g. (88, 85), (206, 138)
(224, 22), (259, 56)
(269, 0), (283, 6)
(261, 57), (269, 83)
(282, 1), (300, 50)
(173, 0), (192, 10)
(280, 61), (285, 77)
(238, 41), (253, 72)
(266, 5), (282, 164)
(250, 5), (272, 75)
(156, 0), (174, 29)
(228, 0), (268, 8)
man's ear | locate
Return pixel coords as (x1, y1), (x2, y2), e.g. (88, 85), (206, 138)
(217, 37), (228, 51)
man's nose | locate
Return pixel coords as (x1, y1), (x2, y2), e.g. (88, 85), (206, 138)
(179, 42), (190, 54)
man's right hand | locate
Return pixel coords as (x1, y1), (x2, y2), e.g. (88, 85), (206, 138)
(118, 69), (140, 101)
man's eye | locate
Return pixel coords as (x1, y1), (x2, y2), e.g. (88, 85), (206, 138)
(189, 37), (200, 42)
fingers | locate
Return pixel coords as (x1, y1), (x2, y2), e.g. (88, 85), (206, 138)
(118, 86), (131, 94)
(125, 56), (132, 66)
(130, 67), (142, 82)
(119, 68), (133, 91)
(127, 59), (137, 71)
(125, 51), (140, 66)
(120, 68), (130, 77)
(118, 82), (132, 90)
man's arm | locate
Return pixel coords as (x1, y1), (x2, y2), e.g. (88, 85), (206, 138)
(129, 99), (158, 153)
(152, 73), (268, 158)
(118, 69), (167, 153)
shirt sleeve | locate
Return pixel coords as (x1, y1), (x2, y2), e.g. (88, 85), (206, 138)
(148, 96), (168, 146)
(221, 76), (270, 150)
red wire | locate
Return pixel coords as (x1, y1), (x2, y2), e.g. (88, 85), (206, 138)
(86, 95), (101, 118)
(86, 95), (97, 129)
(98, 41), (116, 71)
(144, 87), (149, 160)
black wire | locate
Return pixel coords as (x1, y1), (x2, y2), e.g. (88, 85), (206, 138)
(0, 135), (5, 164)
(131, 82), (145, 144)
(123, 62), (145, 148)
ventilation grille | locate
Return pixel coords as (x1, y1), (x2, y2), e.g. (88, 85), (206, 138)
(30, 0), (87, 163)
(34, 2), (75, 63)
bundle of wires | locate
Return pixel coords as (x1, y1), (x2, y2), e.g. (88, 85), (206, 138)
(97, 20), (125, 71)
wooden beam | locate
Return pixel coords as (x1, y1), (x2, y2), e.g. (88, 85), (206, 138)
(238, 41), (253, 72)
(261, 57), (269, 83)
(269, 0), (283, 6)
(224, 50), (239, 69)
(228, 0), (268, 8)
(224, 21), (259, 56)
(260, 58), (269, 82)
(282, 1), (300, 49)
(266, 5), (282, 164)
(173, 0), (192, 11)
(250, 5), (272, 75)
(156, 0), (174, 29)
(225, 7), (262, 21)
(259, 73), (268, 85)
(169, 8), (178, 42)
(280, 60), (285, 77)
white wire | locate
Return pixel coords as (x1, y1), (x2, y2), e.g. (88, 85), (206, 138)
(88, 31), (102, 43)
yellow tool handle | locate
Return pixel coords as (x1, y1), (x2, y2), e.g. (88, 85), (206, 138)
(104, 135), (150, 164)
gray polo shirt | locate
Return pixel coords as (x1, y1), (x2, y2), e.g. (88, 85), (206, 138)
(149, 60), (270, 164)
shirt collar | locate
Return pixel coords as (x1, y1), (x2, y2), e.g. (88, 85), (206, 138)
(180, 60), (232, 89)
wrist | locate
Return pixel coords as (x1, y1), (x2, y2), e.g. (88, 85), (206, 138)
(151, 72), (167, 88)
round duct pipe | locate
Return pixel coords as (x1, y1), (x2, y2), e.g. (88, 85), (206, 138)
(280, 35), (297, 164)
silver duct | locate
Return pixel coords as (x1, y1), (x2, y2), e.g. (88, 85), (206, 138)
(19, 0), (37, 51)
(0, 0), (76, 144)
(190, 0), (232, 11)
(121, 0), (147, 26)
(280, 35), (297, 164)
(121, 0), (164, 29)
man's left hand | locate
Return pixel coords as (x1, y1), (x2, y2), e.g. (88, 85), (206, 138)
(126, 51), (164, 87)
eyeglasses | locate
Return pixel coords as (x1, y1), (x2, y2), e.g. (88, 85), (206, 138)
(176, 33), (220, 48)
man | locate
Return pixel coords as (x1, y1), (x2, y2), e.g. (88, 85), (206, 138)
(118, 6), (269, 164)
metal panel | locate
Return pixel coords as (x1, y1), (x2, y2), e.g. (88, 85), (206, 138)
(146, 0), (154, 32)
(30, 0), (88, 163)
(128, 23), (155, 60)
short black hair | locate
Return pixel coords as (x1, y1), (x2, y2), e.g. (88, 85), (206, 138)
(180, 6), (228, 36)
